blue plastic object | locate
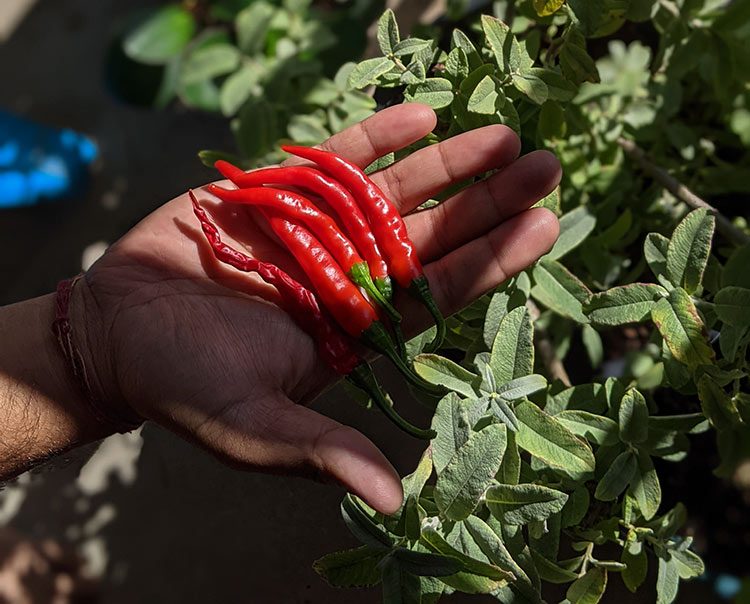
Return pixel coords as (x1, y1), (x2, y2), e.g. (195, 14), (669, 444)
(0, 109), (98, 209)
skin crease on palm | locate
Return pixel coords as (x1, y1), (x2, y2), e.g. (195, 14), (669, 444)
(76, 103), (561, 516)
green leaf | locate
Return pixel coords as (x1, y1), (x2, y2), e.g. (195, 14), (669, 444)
(235, 1), (275, 55)
(629, 450), (661, 520)
(445, 48), (470, 83)
(582, 325), (603, 368)
(547, 384), (606, 415)
(381, 556), (422, 604)
(656, 557), (680, 604)
(547, 207), (596, 260)
(556, 411), (619, 446)
(498, 431), (521, 485)
(486, 483), (568, 525)
(560, 31), (600, 84)
(467, 75), (502, 115)
(287, 114), (329, 145)
(515, 401), (596, 480)
(490, 307), (534, 386)
(414, 354), (479, 398)
(531, 67), (578, 102)
(420, 523), (514, 583)
(313, 546), (386, 587)
(181, 44), (240, 86)
(644, 233), (670, 281)
(124, 5), (196, 65)
(400, 60), (427, 85)
(561, 487), (590, 528)
(697, 376), (742, 430)
(530, 549), (580, 583)
(348, 57), (396, 89)
(648, 414), (708, 434)
(595, 451), (637, 501)
(621, 544), (648, 593)
(405, 78), (454, 110)
(512, 73), (549, 105)
(431, 393), (472, 474)
(481, 15), (531, 75)
(722, 243), (750, 289)
(341, 495), (392, 549)
(434, 424), (508, 520)
(585, 284), (666, 325)
(451, 29), (481, 68)
(496, 375), (548, 401)
(670, 548), (705, 579)
(463, 516), (541, 602)
(532, 260), (591, 323)
(392, 548), (462, 577)
(394, 38), (433, 58)
(666, 209), (716, 294)
(377, 9), (400, 55)
(533, 0), (565, 16)
(219, 63), (260, 116)
(491, 398), (521, 433)
(651, 288), (714, 369)
(567, 568), (607, 604)
(714, 287), (750, 328)
(619, 389), (649, 444)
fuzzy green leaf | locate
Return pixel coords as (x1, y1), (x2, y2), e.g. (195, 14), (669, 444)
(392, 548), (462, 577)
(124, 5), (196, 65)
(585, 284), (666, 325)
(235, 1), (275, 55)
(714, 286), (750, 328)
(468, 75), (502, 114)
(515, 401), (596, 480)
(548, 207), (597, 260)
(621, 545), (648, 593)
(486, 483), (568, 525)
(348, 57), (396, 89)
(619, 389), (649, 444)
(697, 376), (742, 430)
(512, 73), (549, 105)
(666, 209), (715, 294)
(595, 451), (637, 501)
(414, 354), (479, 398)
(381, 557), (422, 603)
(532, 260), (591, 323)
(377, 9), (400, 55)
(651, 288), (714, 368)
(567, 568), (607, 604)
(405, 78), (454, 109)
(490, 307), (535, 386)
(656, 557), (680, 604)
(481, 15), (531, 74)
(556, 411), (619, 446)
(431, 393), (472, 474)
(496, 374), (548, 401)
(435, 424), (508, 520)
(561, 487), (590, 528)
(313, 546), (386, 588)
(341, 495), (392, 549)
(644, 233), (670, 280)
(629, 450), (661, 520)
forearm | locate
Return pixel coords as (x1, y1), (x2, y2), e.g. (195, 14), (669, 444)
(0, 293), (112, 481)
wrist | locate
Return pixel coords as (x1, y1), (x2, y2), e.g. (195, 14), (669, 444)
(61, 275), (143, 434)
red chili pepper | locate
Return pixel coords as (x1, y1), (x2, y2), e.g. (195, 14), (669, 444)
(281, 145), (446, 353)
(206, 183), (402, 333)
(190, 191), (435, 439)
(214, 160), (392, 300)
(258, 205), (442, 395)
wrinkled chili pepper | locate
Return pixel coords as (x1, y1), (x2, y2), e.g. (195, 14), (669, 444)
(206, 183), (403, 334)
(281, 145), (446, 353)
(258, 205), (443, 395)
(190, 191), (435, 439)
(214, 160), (392, 300)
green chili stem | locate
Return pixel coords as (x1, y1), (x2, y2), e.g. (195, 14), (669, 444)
(410, 275), (446, 353)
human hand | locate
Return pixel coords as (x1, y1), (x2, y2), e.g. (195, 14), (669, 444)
(76, 104), (561, 514)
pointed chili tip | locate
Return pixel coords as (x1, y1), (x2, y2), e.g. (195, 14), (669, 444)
(214, 159), (244, 179)
(188, 189), (200, 210)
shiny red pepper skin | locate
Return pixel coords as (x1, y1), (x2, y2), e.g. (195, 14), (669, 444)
(281, 145), (446, 353)
(207, 184), (363, 277)
(190, 191), (436, 439)
(214, 161), (391, 296)
(259, 207), (443, 394)
(281, 146), (423, 288)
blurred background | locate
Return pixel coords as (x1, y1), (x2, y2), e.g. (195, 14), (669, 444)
(1, 0), (748, 602)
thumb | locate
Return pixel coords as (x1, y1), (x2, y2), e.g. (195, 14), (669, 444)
(207, 390), (404, 515)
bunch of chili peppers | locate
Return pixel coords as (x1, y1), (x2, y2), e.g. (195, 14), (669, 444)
(190, 146), (446, 439)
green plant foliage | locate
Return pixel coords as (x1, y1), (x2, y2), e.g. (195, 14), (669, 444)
(118, 1), (750, 601)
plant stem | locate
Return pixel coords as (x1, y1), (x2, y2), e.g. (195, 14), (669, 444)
(526, 300), (572, 388)
(618, 137), (750, 247)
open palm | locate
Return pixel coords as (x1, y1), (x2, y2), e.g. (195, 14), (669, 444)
(80, 104), (561, 514)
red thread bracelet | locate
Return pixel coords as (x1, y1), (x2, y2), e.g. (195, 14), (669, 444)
(52, 276), (141, 433)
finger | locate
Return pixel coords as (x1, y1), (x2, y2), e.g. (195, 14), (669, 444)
(369, 125), (520, 213)
(407, 150), (562, 263)
(423, 208), (559, 317)
(282, 103), (437, 169)
(207, 392), (404, 515)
